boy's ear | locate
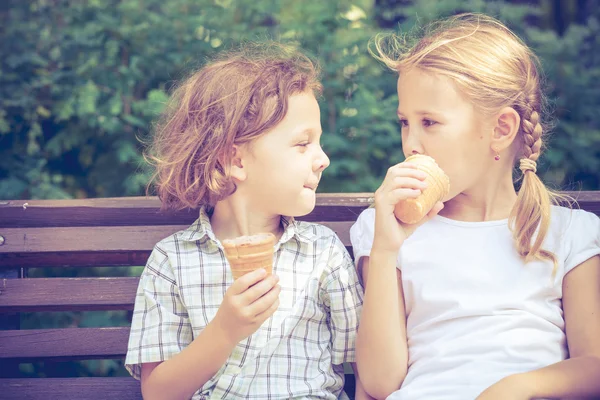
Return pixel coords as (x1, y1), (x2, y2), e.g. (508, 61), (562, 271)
(228, 145), (247, 182)
(491, 107), (521, 152)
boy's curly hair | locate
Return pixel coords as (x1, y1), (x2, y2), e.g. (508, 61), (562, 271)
(146, 42), (321, 210)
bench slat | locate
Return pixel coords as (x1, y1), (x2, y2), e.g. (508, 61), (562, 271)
(0, 194), (373, 228)
(0, 246), (354, 268)
(0, 278), (138, 312)
(0, 250), (152, 268)
(0, 221), (353, 253)
(0, 378), (142, 400)
(0, 327), (129, 361)
(0, 222), (354, 268)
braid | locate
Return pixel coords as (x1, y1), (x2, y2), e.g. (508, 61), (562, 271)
(521, 107), (543, 162)
(511, 99), (557, 274)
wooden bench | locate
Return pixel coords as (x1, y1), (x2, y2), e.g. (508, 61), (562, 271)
(0, 194), (377, 399)
(1, 192), (599, 400)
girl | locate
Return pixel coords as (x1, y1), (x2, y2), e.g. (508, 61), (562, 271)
(351, 13), (600, 400)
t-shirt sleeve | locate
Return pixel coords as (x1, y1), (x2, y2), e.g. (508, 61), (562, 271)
(125, 245), (193, 380)
(564, 209), (600, 275)
(349, 208), (376, 268)
(321, 236), (364, 365)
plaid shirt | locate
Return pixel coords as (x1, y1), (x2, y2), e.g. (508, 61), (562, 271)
(125, 208), (363, 399)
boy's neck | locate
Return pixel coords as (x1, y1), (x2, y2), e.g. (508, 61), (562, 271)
(210, 197), (284, 242)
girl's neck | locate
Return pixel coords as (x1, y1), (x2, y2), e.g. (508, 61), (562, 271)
(440, 170), (518, 222)
(210, 195), (284, 242)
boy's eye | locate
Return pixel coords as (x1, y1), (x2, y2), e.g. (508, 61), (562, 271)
(399, 119), (408, 127)
(296, 142), (310, 147)
(423, 119), (437, 127)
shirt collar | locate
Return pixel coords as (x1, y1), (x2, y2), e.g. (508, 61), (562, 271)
(179, 207), (317, 246)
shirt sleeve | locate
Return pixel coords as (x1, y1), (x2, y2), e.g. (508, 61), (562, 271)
(564, 209), (600, 275)
(125, 245), (193, 380)
(321, 236), (364, 365)
(349, 208), (376, 268)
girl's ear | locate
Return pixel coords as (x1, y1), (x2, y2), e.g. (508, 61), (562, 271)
(228, 145), (247, 183)
(491, 106), (521, 152)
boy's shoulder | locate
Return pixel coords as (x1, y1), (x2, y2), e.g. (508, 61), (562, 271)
(149, 218), (209, 258)
(292, 219), (346, 249)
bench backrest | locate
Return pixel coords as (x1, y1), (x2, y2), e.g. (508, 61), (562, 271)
(0, 194), (373, 399)
(1, 192), (599, 399)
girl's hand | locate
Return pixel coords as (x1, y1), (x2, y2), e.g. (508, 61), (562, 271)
(476, 373), (536, 400)
(212, 268), (281, 345)
(372, 161), (444, 254)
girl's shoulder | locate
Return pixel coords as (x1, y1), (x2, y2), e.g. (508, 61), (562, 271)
(549, 205), (600, 275)
(549, 205), (600, 235)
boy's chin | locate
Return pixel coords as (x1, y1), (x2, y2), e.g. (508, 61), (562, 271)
(280, 196), (316, 218)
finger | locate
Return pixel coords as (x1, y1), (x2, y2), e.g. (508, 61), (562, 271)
(415, 202), (445, 226)
(248, 285), (281, 316)
(239, 274), (279, 304)
(386, 188), (422, 204)
(386, 164), (427, 180)
(229, 268), (268, 295)
(394, 165), (428, 180)
(391, 176), (428, 190)
(254, 296), (280, 321)
(429, 201), (445, 217)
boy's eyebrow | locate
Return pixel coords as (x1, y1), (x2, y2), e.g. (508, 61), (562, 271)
(294, 128), (322, 136)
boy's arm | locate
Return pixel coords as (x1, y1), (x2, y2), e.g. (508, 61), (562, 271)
(140, 321), (236, 400)
(138, 268), (281, 400)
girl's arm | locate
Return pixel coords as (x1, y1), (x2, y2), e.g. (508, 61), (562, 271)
(477, 255), (600, 399)
(355, 162), (441, 399)
(352, 362), (376, 400)
(356, 255), (409, 399)
(527, 254), (600, 398)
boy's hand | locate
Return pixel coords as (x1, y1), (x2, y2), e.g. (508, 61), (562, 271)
(372, 161), (443, 254)
(212, 268), (281, 345)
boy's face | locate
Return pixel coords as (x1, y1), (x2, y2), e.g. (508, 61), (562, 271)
(237, 92), (329, 217)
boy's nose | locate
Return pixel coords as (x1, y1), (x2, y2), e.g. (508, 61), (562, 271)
(314, 148), (330, 172)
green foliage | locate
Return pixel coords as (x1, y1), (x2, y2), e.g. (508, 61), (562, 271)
(1, 0), (598, 200)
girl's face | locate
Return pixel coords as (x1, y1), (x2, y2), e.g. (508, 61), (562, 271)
(237, 92), (330, 217)
(397, 68), (496, 200)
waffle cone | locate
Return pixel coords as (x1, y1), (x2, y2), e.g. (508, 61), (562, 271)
(222, 233), (276, 280)
(394, 155), (450, 224)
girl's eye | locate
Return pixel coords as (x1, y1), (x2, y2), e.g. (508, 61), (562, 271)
(423, 119), (437, 127)
(399, 119), (409, 127)
(297, 142), (309, 147)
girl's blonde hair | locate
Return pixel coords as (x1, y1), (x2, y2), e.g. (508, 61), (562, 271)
(373, 13), (569, 271)
(146, 42), (321, 210)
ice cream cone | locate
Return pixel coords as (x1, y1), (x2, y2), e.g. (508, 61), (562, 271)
(222, 233), (277, 280)
(394, 154), (450, 224)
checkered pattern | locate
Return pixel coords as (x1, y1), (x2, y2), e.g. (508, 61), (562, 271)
(125, 208), (363, 399)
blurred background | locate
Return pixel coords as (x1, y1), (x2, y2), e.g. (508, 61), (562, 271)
(1, 0), (599, 378)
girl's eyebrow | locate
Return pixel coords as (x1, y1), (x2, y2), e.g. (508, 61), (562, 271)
(397, 109), (445, 117)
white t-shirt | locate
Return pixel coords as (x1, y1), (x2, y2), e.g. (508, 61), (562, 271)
(350, 206), (600, 400)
